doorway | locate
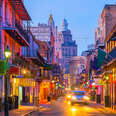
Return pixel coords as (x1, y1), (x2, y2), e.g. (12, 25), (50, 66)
(19, 86), (22, 105)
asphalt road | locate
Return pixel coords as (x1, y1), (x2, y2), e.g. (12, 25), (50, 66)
(32, 97), (116, 116)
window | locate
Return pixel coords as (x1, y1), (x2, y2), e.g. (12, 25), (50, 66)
(73, 49), (75, 56)
(69, 48), (71, 56)
(5, 1), (7, 22)
(65, 48), (67, 56)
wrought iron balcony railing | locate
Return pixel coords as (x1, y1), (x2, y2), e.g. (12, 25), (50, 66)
(2, 19), (30, 45)
(15, 20), (30, 44)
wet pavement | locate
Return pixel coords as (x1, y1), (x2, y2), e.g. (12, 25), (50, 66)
(32, 97), (116, 116)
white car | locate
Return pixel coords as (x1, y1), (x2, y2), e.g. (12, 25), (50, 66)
(70, 90), (90, 105)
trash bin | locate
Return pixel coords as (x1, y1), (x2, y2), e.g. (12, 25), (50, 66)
(12, 96), (15, 109)
(96, 95), (101, 104)
(14, 96), (18, 109)
(105, 96), (111, 107)
(90, 95), (95, 101)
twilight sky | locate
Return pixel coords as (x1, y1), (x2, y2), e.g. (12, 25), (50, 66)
(24, 0), (116, 55)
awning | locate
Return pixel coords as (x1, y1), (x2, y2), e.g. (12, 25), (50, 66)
(8, 0), (31, 20)
(31, 58), (53, 70)
(96, 48), (106, 68)
(102, 47), (116, 66)
(31, 58), (44, 67)
(43, 63), (53, 70)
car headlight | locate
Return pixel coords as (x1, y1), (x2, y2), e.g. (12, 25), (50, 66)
(83, 96), (90, 100)
(72, 96), (76, 100)
(67, 95), (71, 98)
(72, 107), (77, 112)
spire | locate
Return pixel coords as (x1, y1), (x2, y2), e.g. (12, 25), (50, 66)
(60, 18), (68, 31)
(49, 14), (53, 21)
(48, 14), (54, 32)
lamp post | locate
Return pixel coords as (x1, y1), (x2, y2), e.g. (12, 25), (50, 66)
(4, 46), (11, 116)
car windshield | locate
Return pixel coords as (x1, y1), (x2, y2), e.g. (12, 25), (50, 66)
(73, 91), (85, 96)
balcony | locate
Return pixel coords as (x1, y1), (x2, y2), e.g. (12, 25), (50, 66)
(2, 19), (30, 46)
(8, 0), (31, 20)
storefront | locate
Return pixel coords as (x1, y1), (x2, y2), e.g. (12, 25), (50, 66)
(19, 78), (35, 105)
(39, 80), (51, 104)
(103, 59), (116, 109)
(8, 76), (35, 105)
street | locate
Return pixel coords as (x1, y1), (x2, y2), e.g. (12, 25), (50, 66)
(32, 97), (116, 116)
(1, 1), (116, 116)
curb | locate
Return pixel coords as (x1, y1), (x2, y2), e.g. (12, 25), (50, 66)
(23, 109), (38, 116)
(22, 106), (44, 116)
(23, 110), (36, 116)
(90, 102), (116, 114)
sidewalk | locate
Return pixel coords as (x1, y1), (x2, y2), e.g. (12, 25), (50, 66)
(0, 105), (40, 116)
(90, 101), (116, 114)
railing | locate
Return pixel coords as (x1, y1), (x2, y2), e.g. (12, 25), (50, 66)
(15, 20), (30, 44)
(2, 19), (30, 45)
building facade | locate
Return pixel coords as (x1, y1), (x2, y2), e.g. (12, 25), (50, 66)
(101, 5), (116, 42)
(95, 17), (104, 48)
(89, 4), (116, 109)
(0, 0), (32, 107)
(57, 19), (77, 73)
(69, 56), (87, 88)
(30, 14), (57, 42)
(95, 5), (116, 49)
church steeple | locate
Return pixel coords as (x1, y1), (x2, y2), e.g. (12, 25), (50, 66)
(48, 14), (54, 32)
(49, 14), (53, 21)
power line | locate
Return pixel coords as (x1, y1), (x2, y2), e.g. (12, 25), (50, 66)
(74, 37), (95, 40)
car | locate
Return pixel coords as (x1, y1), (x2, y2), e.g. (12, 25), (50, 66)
(70, 90), (90, 105)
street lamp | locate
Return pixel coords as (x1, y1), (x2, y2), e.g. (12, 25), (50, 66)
(4, 46), (11, 116)
(5, 48), (11, 59)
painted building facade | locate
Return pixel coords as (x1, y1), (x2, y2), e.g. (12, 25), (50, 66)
(0, 0), (31, 107)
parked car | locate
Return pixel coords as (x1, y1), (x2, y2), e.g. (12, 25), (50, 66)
(70, 90), (90, 105)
